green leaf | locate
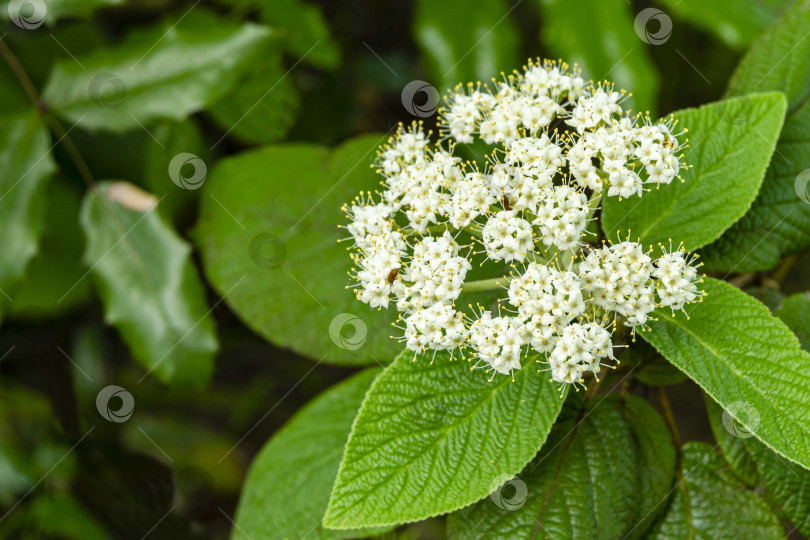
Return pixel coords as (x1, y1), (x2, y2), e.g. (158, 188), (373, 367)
(775, 292), (810, 351)
(601, 93), (787, 251)
(413, 0), (520, 90)
(194, 134), (401, 366)
(24, 493), (109, 540)
(0, 110), (56, 323)
(257, 0), (340, 70)
(1, 0), (123, 23)
(445, 395), (675, 540)
(700, 2), (810, 272)
(8, 178), (91, 319)
(233, 368), (391, 539)
(80, 181), (218, 388)
(42, 10), (271, 133)
(537, 0), (659, 113)
(647, 442), (783, 539)
(141, 120), (208, 225)
(706, 397), (810, 536)
(208, 47), (301, 145)
(655, 0), (790, 49)
(641, 277), (810, 470)
(323, 349), (566, 529)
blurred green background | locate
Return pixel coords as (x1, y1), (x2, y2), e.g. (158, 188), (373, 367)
(0, 0), (807, 538)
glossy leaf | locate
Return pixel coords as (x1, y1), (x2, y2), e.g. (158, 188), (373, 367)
(413, 0), (520, 90)
(538, 0), (659, 113)
(641, 277), (810, 469)
(445, 395), (675, 540)
(195, 134), (401, 365)
(775, 292), (810, 351)
(0, 111), (56, 323)
(700, 2), (810, 271)
(208, 47), (301, 145)
(656, 0), (789, 48)
(233, 369), (391, 539)
(323, 349), (566, 529)
(648, 442), (783, 539)
(80, 181), (218, 388)
(602, 93), (786, 251)
(706, 397), (810, 536)
(42, 11), (271, 133)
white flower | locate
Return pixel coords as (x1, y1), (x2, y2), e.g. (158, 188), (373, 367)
(482, 210), (534, 262)
(548, 322), (614, 384)
(653, 248), (701, 311)
(469, 312), (524, 375)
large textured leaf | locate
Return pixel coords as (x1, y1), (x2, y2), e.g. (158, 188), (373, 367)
(233, 369), (390, 539)
(323, 350), (566, 529)
(42, 10), (271, 133)
(602, 93), (786, 251)
(537, 0), (659, 113)
(194, 134), (401, 366)
(446, 395), (675, 540)
(656, 0), (789, 48)
(208, 47), (301, 145)
(257, 0), (340, 70)
(648, 442), (783, 539)
(0, 111), (56, 323)
(641, 278), (810, 469)
(80, 181), (218, 388)
(413, 0), (520, 90)
(776, 292), (810, 351)
(706, 397), (810, 536)
(700, 2), (810, 271)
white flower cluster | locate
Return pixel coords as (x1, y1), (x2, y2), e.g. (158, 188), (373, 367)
(343, 59), (700, 388)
